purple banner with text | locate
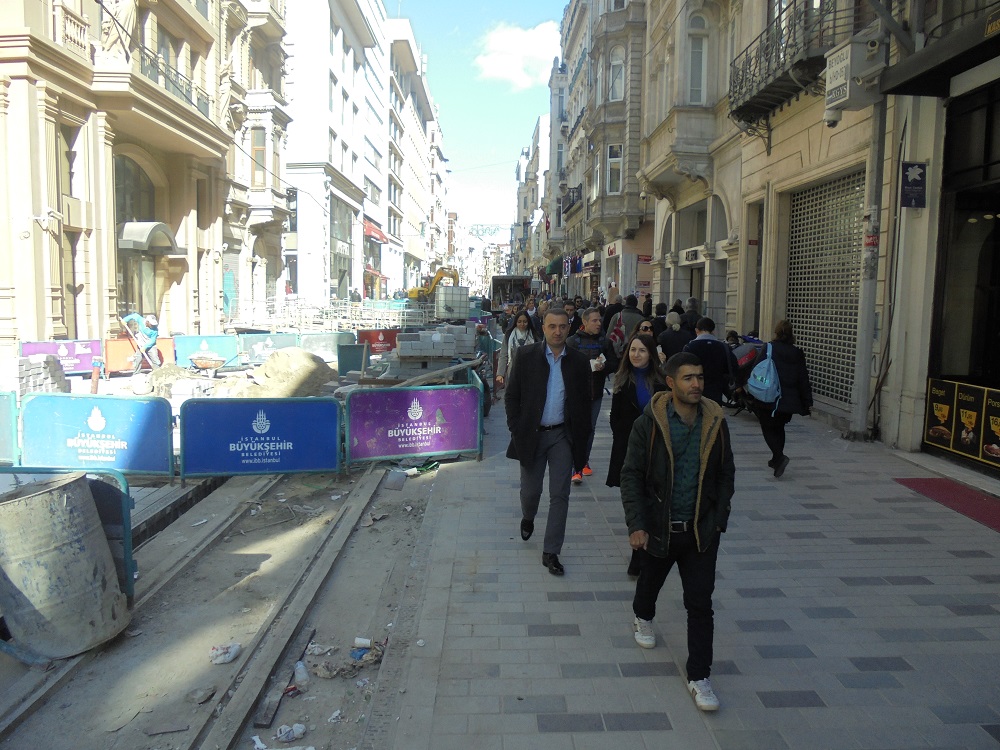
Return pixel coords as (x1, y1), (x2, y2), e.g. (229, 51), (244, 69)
(346, 385), (481, 463)
(21, 340), (101, 374)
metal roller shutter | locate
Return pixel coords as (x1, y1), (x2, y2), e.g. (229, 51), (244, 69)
(786, 171), (866, 406)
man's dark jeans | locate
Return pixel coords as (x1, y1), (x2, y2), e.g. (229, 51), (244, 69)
(633, 531), (719, 682)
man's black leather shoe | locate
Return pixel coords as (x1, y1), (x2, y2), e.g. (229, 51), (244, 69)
(520, 519), (534, 541)
(542, 552), (564, 576)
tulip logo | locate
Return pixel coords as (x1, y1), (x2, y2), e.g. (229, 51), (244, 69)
(252, 410), (271, 434)
(87, 407), (106, 432)
(407, 398), (423, 420)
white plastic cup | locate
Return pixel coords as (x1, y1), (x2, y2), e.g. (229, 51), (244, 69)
(354, 637), (372, 648)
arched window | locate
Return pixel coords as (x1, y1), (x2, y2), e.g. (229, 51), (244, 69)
(609, 46), (625, 101)
(114, 155), (155, 227)
(688, 15), (708, 105)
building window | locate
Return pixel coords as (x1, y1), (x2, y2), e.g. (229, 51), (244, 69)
(557, 143), (564, 173)
(251, 127), (266, 187)
(329, 74), (335, 111)
(688, 15), (708, 105)
(609, 46), (625, 101)
(272, 132), (280, 189)
(592, 152), (600, 200)
(365, 178), (381, 205)
(58, 123), (80, 198)
(607, 144), (622, 194)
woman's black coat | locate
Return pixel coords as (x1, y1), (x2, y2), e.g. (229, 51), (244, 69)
(605, 378), (667, 487)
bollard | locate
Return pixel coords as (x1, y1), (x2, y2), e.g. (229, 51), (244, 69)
(90, 356), (104, 394)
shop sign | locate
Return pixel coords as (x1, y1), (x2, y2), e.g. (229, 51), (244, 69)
(179, 398), (340, 477)
(924, 378), (1000, 468)
(637, 254), (652, 264)
(347, 386), (480, 463)
(20, 340), (102, 375)
(21, 394), (173, 474)
(606, 243), (618, 257)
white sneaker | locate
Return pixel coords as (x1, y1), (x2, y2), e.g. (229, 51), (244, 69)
(687, 678), (720, 712)
(632, 616), (655, 649)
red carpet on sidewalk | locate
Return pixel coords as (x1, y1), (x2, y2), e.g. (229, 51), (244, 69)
(895, 477), (1000, 533)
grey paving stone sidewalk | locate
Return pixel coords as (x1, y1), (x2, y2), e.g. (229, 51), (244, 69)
(391, 400), (1000, 750)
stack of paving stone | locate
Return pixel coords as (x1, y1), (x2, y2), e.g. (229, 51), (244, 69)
(0, 355), (71, 398)
(396, 322), (477, 360)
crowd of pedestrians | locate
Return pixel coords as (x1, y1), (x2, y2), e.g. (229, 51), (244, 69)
(488, 287), (815, 714)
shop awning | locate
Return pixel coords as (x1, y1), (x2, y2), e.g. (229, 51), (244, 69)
(363, 219), (389, 244)
(117, 222), (185, 256)
(881, 13), (1000, 97)
(545, 256), (563, 274)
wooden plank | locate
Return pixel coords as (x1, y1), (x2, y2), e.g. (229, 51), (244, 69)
(193, 465), (383, 750)
(251, 626), (316, 728)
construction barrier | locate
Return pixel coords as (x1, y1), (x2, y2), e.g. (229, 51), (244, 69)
(20, 394), (174, 475)
(20, 339), (102, 375)
(178, 398), (341, 478)
(0, 393), (16, 466)
(345, 384), (482, 465)
(173, 335), (241, 370)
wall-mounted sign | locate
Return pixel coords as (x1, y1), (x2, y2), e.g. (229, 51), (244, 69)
(20, 340), (102, 375)
(637, 255), (653, 264)
(924, 378), (1000, 469)
(900, 162), (927, 209)
(21, 394), (173, 474)
(179, 398), (340, 477)
(347, 386), (480, 463)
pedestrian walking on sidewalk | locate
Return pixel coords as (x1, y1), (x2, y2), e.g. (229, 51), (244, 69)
(496, 310), (536, 391)
(566, 307), (618, 484)
(606, 332), (667, 577)
(620, 351), (735, 712)
(505, 307), (592, 576)
(751, 319), (813, 478)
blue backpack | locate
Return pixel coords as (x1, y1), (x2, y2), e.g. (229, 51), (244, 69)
(747, 343), (781, 404)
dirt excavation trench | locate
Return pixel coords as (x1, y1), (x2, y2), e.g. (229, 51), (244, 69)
(0, 465), (438, 750)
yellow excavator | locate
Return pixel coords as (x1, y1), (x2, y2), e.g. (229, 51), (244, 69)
(407, 267), (460, 301)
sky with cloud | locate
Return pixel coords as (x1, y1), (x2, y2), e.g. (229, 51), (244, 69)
(396, 1), (563, 229)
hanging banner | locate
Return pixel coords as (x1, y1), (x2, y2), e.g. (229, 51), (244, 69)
(179, 398), (340, 477)
(347, 385), (481, 463)
(20, 340), (102, 375)
(21, 394), (173, 474)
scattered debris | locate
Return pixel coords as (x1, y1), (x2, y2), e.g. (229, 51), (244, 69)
(330, 494), (342, 501)
(191, 519), (208, 527)
(209, 642), (241, 664)
(383, 470), (407, 490)
(305, 641), (335, 656)
(124, 628), (143, 638)
(143, 721), (189, 736)
(275, 723), (306, 742)
(185, 685), (217, 704)
(327, 709), (342, 723)
(416, 639), (425, 647)
(359, 512), (388, 527)
(291, 504), (323, 515)
(353, 636), (372, 648)
(293, 660), (310, 692)
(313, 642), (385, 679)
(251, 736), (268, 750)
(404, 505), (413, 512)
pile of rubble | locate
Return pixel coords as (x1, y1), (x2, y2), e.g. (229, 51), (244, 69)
(0, 355), (70, 398)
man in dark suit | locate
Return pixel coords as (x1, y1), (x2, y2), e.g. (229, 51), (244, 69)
(505, 307), (593, 575)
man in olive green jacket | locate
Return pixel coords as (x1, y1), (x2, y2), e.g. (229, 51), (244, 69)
(619, 351), (735, 712)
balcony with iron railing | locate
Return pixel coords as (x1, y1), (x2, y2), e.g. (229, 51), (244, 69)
(562, 184), (584, 215)
(138, 46), (212, 117)
(729, 0), (858, 126)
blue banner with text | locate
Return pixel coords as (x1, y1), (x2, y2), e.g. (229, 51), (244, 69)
(179, 398), (340, 477)
(21, 394), (173, 474)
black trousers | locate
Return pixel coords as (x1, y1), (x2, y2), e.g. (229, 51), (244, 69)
(633, 532), (719, 682)
(756, 408), (792, 463)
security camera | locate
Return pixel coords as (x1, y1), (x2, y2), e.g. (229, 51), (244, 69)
(823, 108), (842, 128)
(866, 39), (880, 51)
(639, 191), (647, 200)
